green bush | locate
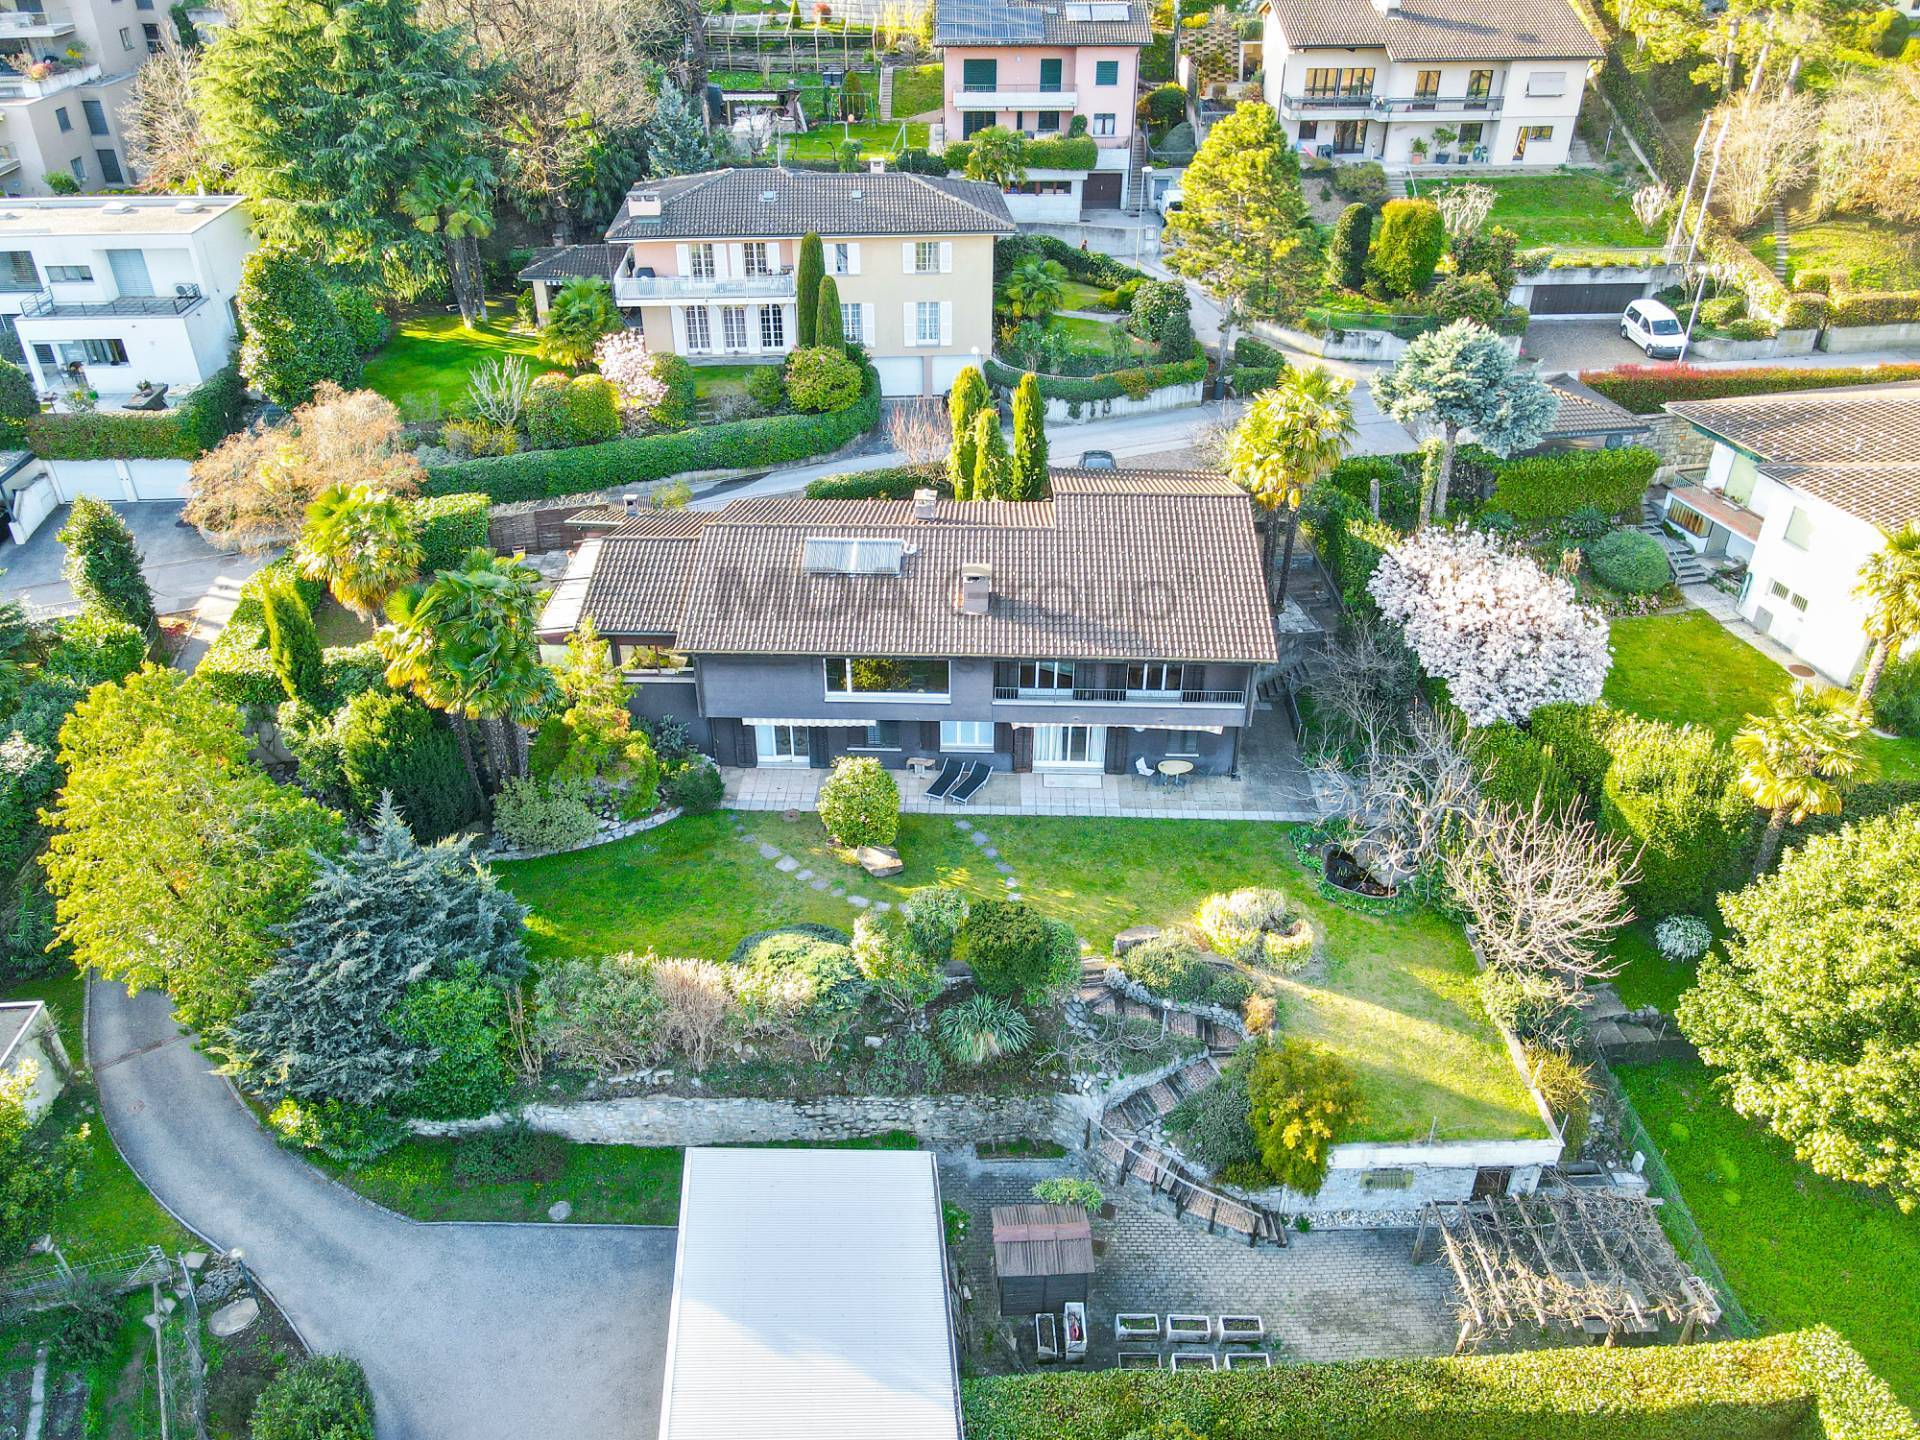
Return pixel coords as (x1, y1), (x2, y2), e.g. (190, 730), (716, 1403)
(1529, 702), (1615, 798)
(268, 1096), (406, 1163)
(332, 690), (482, 841)
(409, 492), (490, 572)
(1300, 483), (1400, 613)
(1245, 1039), (1358, 1194)
(994, 233), (1144, 290)
(745, 364), (788, 413)
(785, 346), (864, 413)
(1697, 292), (1747, 328)
(250, 1355), (376, 1440)
(1369, 199), (1445, 296)
(804, 466), (940, 499)
(1430, 275), (1506, 327)
(1142, 82), (1187, 130)
(492, 775), (598, 852)
(1165, 1052), (1259, 1176)
(1587, 528), (1671, 594)
(1022, 134), (1099, 169)
(650, 353), (696, 429)
(55, 497), (155, 631)
(817, 754), (900, 847)
(1828, 289), (1920, 327)
(260, 571), (327, 707)
(981, 354), (1205, 408)
(1870, 654), (1920, 737)
(1332, 160), (1389, 206)
(903, 885), (969, 964)
(1117, 933), (1251, 1009)
(423, 362), (881, 502)
(391, 964), (511, 1119)
(1196, 888), (1311, 971)
(959, 1327), (1918, 1440)
(960, 899), (1076, 1004)
(327, 285), (391, 352)
(1454, 225), (1521, 293)
(1326, 203), (1372, 291)
(1600, 715), (1753, 915)
(1469, 722), (1586, 816)
(236, 249), (361, 406)
(938, 992), (1034, 1066)
(526, 372), (621, 449)
(1579, 362), (1920, 414)
(0, 360), (33, 448)
(44, 609), (146, 689)
(1486, 447), (1658, 522)
(198, 561), (381, 710)
(1130, 280), (1191, 349)
(731, 927), (866, 1050)
(663, 758), (724, 814)
(27, 363), (247, 463)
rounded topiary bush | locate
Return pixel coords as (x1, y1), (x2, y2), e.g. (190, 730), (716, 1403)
(1588, 528), (1672, 595)
(818, 754), (900, 848)
(1654, 914), (1713, 964)
(784, 346), (863, 413)
(250, 1354), (375, 1440)
(728, 925), (864, 1036)
(1116, 932), (1251, 1009)
(959, 899), (1078, 1003)
(1196, 888), (1312, 971)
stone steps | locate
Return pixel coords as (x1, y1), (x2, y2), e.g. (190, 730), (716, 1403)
(877, 63), (894, 122)
(1770, 198), (1790, 282)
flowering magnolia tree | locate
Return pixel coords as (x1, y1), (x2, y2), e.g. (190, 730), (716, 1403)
(1367, 529), (1610, 725)
(594, 330), (669, 413)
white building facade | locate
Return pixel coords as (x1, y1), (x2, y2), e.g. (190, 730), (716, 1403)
(0, 193), (252, 403)
(0, 0), (165, 195)
(1260, 0), (1601, 167)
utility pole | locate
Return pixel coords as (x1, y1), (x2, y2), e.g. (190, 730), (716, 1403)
(1667, 113), (1712, 256)
(1677, 115), (1731, 364)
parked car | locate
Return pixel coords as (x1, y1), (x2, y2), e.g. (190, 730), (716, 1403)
(1156, 185), (1184, 218)
(1621, 299), (1685, 360)
(1078, 450), (1118, 469)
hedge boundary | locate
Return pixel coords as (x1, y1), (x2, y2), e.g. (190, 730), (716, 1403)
(1578, 362), (1920, 414)
(1488, 447), (1659, 522)
(422, 361), (882, 502)
(24, 366), (250, 461)
(982, 354), (1206, 406)
(961, 1327), (1919, 1440)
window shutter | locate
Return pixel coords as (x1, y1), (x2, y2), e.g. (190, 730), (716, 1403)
(669, 307), (687, 351)
(848, 242), (862, 275)
(767, 240), (782, 271)
(903, 301), (918, 347)
(729, 243), (745, 278)
(862, 303), (875, 344)
(940, 241), (953, 273)
(940, 301), (953, 346)
(674, 243), (690, 275)
(1103, 727), (1127, 774)
(901, 241), (916, 272)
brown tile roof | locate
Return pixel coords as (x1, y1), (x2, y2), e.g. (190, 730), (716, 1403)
(1263, 0), (1603, 60)
(603, 169), (1015, 242)
(518, 244), (618, 284)
(576, 470), (1279, 663)
(1541, 375), (1649, 441)
(937, 0), (1152, 47)
(1667, 384), (1920, 531)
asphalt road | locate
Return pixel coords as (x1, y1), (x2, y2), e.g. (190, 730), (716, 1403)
(90, 980), (676, 1440)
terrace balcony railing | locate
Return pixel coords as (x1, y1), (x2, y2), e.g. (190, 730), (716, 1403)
(994, 686), (1247, 706)
(613, 271), (795, 303)
(20, 285), (204, 318)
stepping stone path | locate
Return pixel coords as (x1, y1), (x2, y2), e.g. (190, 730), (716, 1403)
(741, 817), (1027, 918)
(548, 1201), (573, 1222)
(775, 857), (799, 872)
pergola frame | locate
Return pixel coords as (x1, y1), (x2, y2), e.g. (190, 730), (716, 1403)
(1413, 1189), (1722, 1354)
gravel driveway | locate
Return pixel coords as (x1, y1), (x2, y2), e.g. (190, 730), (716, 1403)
(90, 981), (676, 1440)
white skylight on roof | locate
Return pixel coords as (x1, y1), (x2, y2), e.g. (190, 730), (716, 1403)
(803, 537), (906, 575)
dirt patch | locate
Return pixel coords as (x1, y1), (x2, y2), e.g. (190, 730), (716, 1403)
(204, 1286), (305, 1440)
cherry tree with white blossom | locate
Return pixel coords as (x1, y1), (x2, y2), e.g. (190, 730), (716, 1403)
(594, 329), (670, 414)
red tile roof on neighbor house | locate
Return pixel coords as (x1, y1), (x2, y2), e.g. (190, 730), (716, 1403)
(1263, 0), (1603, 60)
(560, 470), (1281, 663)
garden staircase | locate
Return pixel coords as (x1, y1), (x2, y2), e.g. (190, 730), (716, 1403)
(1770, 199), (1790, 282)
(1640, 495), (1711, 586)
(878, 63), (895, 122)
(1128, 133), (1152, 215)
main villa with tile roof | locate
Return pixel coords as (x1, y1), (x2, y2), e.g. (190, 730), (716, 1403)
(520, 169), (1015, 397)
(1653, 383), (1920, 684)
(1260, 0), (1603, 167)
(538, 471), (1285, 779)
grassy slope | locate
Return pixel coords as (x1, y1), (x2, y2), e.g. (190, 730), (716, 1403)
(1749, 214), (1920, 291)
(361, 308), (559, 414)
(500, 813), (1544, 1144)
(1619, 1059), (1920, 1409)
(780, 120), (930, 162)
(1424, 173), (1662, 249)
(890, 64), (944, 118)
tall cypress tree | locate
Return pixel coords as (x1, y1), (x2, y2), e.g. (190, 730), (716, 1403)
(1008, 372), (1048, 501)
(57, 496), (155, 631)
(970, 407), (1011, 501)
(795, 232), (825, 348)
(816, 275), (844, 352)
(946, 365), (989, 499)
(261, 574), (328, 709)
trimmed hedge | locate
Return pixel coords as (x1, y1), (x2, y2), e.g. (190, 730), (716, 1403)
(1487, 448), (1658, 522)
(982, 354), (1206, 407)
(411, 493), (490, 570)
(945, 134), (1099, 173)
(422, 361), (882, 502)
(199, 560), (382, 710)
(1828, 289), (1920, 327)
(1579, 362), (1920, 414)
(994, 233), (1145, 289)
(961, 1327), (1919, 1440)
(1301, 484), (1398, 613)
(25, 365), (249, 461)
(804, 466), (946, 499)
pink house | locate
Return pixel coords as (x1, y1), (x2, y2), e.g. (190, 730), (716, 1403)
(936, 0), (1149, 211)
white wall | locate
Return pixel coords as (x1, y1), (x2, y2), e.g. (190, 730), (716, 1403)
(1, 1004), (68, 1122)
(1736, 470), (1884, 684)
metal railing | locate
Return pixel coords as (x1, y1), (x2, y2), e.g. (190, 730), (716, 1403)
(1282, 91), (1502, 116)
(0, 5), (72, 29)
(21, 286), (204, 317)
(993, 686), (1247, 706)
(612, 271), (793, 303)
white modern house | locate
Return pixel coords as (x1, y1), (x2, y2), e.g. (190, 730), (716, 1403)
(1259, 0), (1602, 167)
(0, 193), (252, 405)
(1656, 384), (1920, 684)
(1, 999), (68, 1122)
(0, 0), (162, 195)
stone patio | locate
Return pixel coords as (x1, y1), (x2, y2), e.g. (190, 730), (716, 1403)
(723, 708), (1322, 822)
(939, 1153), (1460, 1373)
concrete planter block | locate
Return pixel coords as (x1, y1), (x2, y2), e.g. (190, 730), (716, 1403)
(1218, 1314), (1264, 1343)
(1170, 1351), (1219, 1371)
(1118, 1351), (1163, 1370)
(1224, 1352), (1273, 1370)
(1115, 1313), (1162, 1342)
(1167, 1313), (1213, 1343)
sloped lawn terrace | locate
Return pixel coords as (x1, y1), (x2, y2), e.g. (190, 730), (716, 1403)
(1417, 172), (1664, 250)
(498, 813), (1546, 1144)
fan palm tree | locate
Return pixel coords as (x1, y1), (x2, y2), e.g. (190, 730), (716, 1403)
(294, 485), (425, 619)
(1225, 365), (1357, 605)
(377, 548), (558, 792)
(998, 256), (1067, 322)
(1732, 685), (1865, 875)
(1853, 523), (1920, 721)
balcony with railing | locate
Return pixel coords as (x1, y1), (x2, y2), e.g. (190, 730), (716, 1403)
(1280, 90), (1503, 119)
(21, 285), (205, 318)
(956, 82), (1077, 110)
(0, 59), (96, 98)
(612, 270), (795, 304)
(993, 685), (1247, 707)
(0, 5), (74, 36)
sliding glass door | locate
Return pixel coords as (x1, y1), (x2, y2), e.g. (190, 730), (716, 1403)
(1032, 724), (1105, 769)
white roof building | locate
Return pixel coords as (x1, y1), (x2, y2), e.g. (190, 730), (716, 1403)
(657, 1147), (962, 1440)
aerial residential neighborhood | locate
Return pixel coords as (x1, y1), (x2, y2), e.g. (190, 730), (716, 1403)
(1, 0), (1918, 1435)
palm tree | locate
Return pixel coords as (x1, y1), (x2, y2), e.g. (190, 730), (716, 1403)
(999, 256), (1066, 322)
(377, 547), (558, 793)
(1853, 523), (1920, 721)
(1225, 366), (1357, 605)
(1732, 685), (1865, 874)
(294, 485), (425, 619)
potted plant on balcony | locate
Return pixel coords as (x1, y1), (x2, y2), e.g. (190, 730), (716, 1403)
(1432, 126), (1457, 165)
(1409, 136), (1429, 165)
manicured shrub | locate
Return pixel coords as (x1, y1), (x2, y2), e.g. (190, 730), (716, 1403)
(817, 754), (900, 847)
(1196, 888), (1311, 971)
(44, 609), (146, 689)
(1870, 653), (1920, 737)
(390, 964), (511, 1119)
(1486, 447), (1658, 522)
(492, 776), (599, 852)
(1300, 484), (1398, 613)
(1587, 528), (1672, 594)
(795, 231), (825, 348)
(1453, 225), (1521, 293)
(327, 285), (391, 352)
(785, 345), (864, 413)
(1829, 289), (1920, 327)
(332, 690), (482, 841)
(980, 354), (1206, 406)
(1331, 160), (1389, 206)
(1528, 702), (1615, 798)
(250, 1355), (376, 1440)
(730, 927), (866, 1054)
(1369, 199), (1445, 296)
(1599, 715), (1753, 915)
(1326, 203), (1372, 290)
(959, 899), (1077, 1004)
(1469, 722), (1586, 816)
(56, 497), (154, 631)
(1245, 1039), (1359, 1194)
(1430, 274), (1506, 327)
(937, 992), (1033, 1067)
(805, 466), (941, 499)
(260, 572), (327, 708)
(1117, 933), (1251, 1009)
(663, 758), (724, 814)
(903, 884), (969, 963)
(1142, 82), (1186, 130)
(815, 276), (844, 352)
(1130, 279), (1190, 349)
(236, 249), (361, 406)
(745, 364), (787, 413)
(409, 493), (491, 572)
(1654, 914), (1712, 964)
(526, 373), (621, 449)
(1579, 361), (1920, 414)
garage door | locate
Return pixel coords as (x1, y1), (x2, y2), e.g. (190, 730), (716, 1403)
(928, 355), (973, 393)
(1083, 172), (1122, 209)
(873, 356), (925, 396)
(1528, 281), (1649, 316)
(47, 461), (126, 502)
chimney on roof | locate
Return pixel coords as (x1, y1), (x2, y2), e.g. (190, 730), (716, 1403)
(629, 190), (663, 219)
(912, 487), (937, 520)
(868, 156), (887, 174)
(1372, 0), (1400, 13)
(960, 563), (993, 616)
(623, 492), (639, 514)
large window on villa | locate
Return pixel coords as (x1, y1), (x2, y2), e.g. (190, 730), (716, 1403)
(0, 252), (37, 292)
(743, 242), (774, 277)
(722, 306), (749, 351)
(688, 243), (716, 279)
(759, 304), (785, 349)
(1126, 662), (1186, 693)
(962, 57), (997, 90)
(1467, 69), (1494, 98)
(684, 307), (711, 351)
(941, 720), (993, 750)
(1015, 659), (1075, 692)
(1304, 67), (1374, 97)
(824, 657), (950, 697)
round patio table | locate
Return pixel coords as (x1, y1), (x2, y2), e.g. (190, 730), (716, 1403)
(1157, 759), (1194, 784)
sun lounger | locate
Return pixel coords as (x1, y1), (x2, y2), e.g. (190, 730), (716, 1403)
(923, 759), (964, 799)
(950, 762), (991, 805)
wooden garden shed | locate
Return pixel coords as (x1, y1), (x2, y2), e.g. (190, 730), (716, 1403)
(991, 1205), (1094, 1317)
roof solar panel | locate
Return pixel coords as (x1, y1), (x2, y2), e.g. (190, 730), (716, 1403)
(803, 537), (905, 575)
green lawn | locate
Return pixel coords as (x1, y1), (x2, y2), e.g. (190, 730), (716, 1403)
(1749, 213), (1920, 292)
(1057, 279), (1115, 312)
(361, 306), (558, 416)
(1045, 314), (1151, 358)
(890, 63), (944, 118)
(1424, 172), (1663, 250)
(779, 120), (929, 163)
(690, 362), (768, 400)
(1606, 610), (1920, 780)
(1620, 1059), (1920, 1409)
(500, 814), (1546, 1145)
(312, 596), (374, 649)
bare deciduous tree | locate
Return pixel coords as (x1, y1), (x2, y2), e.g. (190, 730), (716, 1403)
(1446, 794), (1636, 1002)
(125, 39), (219, 194)
(1710, 89), (1820, 231)
(886, 397), (949, 479)
(652, 958), (735, 1069)
(1436, 183), (1496, 239)
(1631, 182), (1672, 232)
(1325, 707), (1481, 888)
(1301, 620), (1422, 763)
(1813, 71), (1920, 226)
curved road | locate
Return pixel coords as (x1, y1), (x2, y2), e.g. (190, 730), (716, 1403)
(90, 979), (676, 1440)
